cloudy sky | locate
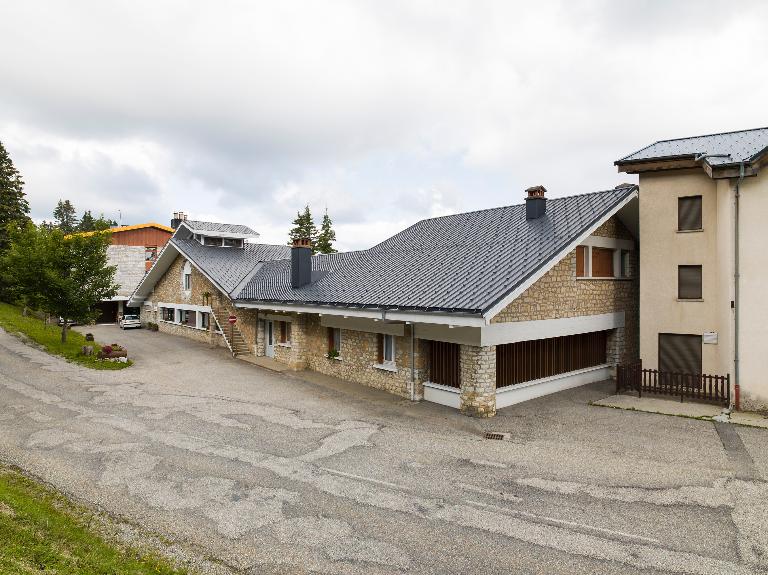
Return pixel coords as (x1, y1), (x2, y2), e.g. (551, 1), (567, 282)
(1, 1), (766, 251)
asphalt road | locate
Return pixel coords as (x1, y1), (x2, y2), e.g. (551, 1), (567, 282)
(0, 324), (766, 575)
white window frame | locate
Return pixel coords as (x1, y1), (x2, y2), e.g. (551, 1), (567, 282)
(576, 237), (634, 280)
(182, 261), (192, 292)
(383, 334), (395, 364)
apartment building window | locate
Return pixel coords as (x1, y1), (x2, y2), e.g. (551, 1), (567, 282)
(659, 334), (702, 374)
(678, 265), (702, 300)
(678, 196), (702, 231)
(327, 327), (341, 356)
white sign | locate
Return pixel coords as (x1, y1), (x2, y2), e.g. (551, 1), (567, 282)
(703, 332), (718, 345)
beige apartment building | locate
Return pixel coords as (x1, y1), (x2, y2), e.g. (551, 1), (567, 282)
(616, 127), (768, 411)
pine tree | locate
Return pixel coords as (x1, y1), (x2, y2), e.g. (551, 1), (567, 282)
(53, 200), (79, 234)
(78, 210), (96, 232)
(287, 205), (319, 251)
(0, 140), (30, 253)
(315, 209), (337, 254)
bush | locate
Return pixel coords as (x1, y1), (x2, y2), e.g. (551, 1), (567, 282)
(101, 345), (113, 356)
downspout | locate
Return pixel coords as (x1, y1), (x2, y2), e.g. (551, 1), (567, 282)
(733, 162), (745, 410)
(410, 323), (416, 401)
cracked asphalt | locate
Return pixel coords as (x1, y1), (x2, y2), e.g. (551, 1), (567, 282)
(0, 324), (767, 574)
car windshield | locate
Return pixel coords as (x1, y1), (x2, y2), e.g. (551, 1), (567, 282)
(123, 315), (139, 320)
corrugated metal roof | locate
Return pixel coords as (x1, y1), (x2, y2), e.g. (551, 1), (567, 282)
(181, 220), (259, 235)
(617, 127), (768, 167)
(235, 187), (636, 314)
(173, 239), (290, 293)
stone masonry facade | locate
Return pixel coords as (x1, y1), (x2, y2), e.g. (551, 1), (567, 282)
(108, 245), (146, 298)
(460, 345), (496, 417)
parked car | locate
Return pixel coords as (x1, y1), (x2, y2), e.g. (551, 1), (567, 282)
(119, 314), (141, 329)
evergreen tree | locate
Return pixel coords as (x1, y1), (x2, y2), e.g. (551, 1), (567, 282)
(0, 140), (30, 253)
(78, 210), (96, 232)
(315, 209), (337, 254)
(53, 199), (79, 234)
(94, 214), (117, 230)
(287, 205), (319, 251)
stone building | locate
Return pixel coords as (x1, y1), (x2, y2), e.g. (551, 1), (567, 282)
(130, 186), (639, 417)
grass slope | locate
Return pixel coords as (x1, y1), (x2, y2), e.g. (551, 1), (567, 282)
(0, 302), (131, 370)
(0, 465), (186, 575)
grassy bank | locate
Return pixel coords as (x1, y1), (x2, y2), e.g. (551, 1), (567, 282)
(0, 465), (186, 575)
(0, 302), (131, 370)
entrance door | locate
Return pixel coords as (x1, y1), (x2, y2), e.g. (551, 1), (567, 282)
(266, 321), (275, 357)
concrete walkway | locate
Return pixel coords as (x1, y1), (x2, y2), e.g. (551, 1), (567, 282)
(595, 394), (768, 429)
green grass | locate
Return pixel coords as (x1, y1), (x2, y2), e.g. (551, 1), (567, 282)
(0, 465), (186, 575)
(0, 302), (131, 370)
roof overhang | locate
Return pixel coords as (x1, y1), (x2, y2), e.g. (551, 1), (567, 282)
(177, 221), (259, 241)
(615, 156), (763, 179)
(234, 301), (486, 327)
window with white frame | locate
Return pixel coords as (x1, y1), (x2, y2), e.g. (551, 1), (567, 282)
(182, 261), (192, 291)
(200, 312), (209, 330)
(378, 334), (395, 365)
(576, 245), (632, 279)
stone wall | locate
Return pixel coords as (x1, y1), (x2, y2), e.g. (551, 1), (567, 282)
(108, 245), (146, 298)
(459, 345), (496, 417)
(490, 216), (639, 364)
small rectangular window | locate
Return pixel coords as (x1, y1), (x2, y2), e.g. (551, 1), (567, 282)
(327, 328), (341, 354)
(145, 246), (157, 261)
(620, 250), (631, 278)
(678, 196), (702, 231)
(576, 246), (587, 277)
(383, 334), (395, 364)
(222, 238), (242, 248)
(183, 273), (191, 290)
(203, 236), (223, 246)
(200, 312), (209, 330)
(678, 265), (702, 299)
(591, 247), (614, 278)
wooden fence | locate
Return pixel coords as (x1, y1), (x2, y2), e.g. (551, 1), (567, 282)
(616, 362), (730, 406)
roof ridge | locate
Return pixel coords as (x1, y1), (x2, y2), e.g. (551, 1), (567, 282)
(370, 186), (635, 247)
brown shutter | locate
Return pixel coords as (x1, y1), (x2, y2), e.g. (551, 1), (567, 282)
(659, 334), (702, 374)
(678, 265), (702, 299)
(377, 334), (384, 363)
(591, 247), (614, 278)
(328, 328), (334, 352)
(678, 196), (702, 231)
(280, 321), (286, 343)
(576, 246), (586, 277)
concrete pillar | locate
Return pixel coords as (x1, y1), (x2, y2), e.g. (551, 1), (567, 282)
(459, 344), (497, 418)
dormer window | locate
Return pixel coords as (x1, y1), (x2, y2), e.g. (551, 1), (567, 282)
(222, 238), (243, 248)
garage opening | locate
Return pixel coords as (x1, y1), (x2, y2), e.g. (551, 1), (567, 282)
(93, 301), (119, 324)
(496, 331), (608, 387)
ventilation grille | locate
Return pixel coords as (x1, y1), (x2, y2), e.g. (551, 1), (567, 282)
(484, 432), (511, 441)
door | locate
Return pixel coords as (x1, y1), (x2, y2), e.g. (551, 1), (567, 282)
(266, 321), (275, 357)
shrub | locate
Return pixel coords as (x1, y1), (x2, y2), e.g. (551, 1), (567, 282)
(101, 345), (113, 356)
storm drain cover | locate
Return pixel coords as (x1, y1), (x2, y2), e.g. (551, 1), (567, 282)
(484, 432), (511, 441)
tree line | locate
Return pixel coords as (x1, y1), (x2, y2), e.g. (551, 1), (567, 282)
(0, 141), (118, 343)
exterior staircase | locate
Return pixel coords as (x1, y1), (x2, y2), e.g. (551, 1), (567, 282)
(210, 302), (251, 357)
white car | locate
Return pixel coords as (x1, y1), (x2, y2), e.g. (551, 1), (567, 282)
(119, 314), (141, 329)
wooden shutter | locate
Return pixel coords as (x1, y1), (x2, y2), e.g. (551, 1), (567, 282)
(678, 265), (702, 299)
(377, 334), (384, 363)
(591, 247), (614, 278)
(576, 246), (586, 277)
(678, 196), (702, 231)
(659, 334), (702, 374)
(280, 321), (287, 343)
(327, 328), (334, 352)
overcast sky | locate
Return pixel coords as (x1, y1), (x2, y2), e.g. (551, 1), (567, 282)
(1, 1), (766, 250)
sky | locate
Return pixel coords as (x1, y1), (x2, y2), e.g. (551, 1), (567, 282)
(1, 0), (767, 251)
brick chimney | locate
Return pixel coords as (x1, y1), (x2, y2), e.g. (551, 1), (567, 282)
(171, 211), (188, 229)
(291, 238), (313, 288)
(525, 186), (547, 220)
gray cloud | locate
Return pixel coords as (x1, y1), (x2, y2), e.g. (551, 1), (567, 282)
(1, 0), (767, 250)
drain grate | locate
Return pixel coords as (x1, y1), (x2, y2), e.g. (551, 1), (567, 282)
(484, 431), (511, 441)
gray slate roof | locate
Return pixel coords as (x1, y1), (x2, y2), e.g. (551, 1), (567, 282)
(617, 127), (768, 167)
(181, 220), (259, 236)
(173, 239), (290, 294)
(235, 186), (636, 314)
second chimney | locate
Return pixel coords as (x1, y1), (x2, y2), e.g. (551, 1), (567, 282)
(291, 238), (313, 288)
(171, 211), (188, 229)
(525, 186), (547, 220)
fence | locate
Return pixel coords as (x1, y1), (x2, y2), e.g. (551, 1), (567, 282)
(616, 362), (730, 406)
